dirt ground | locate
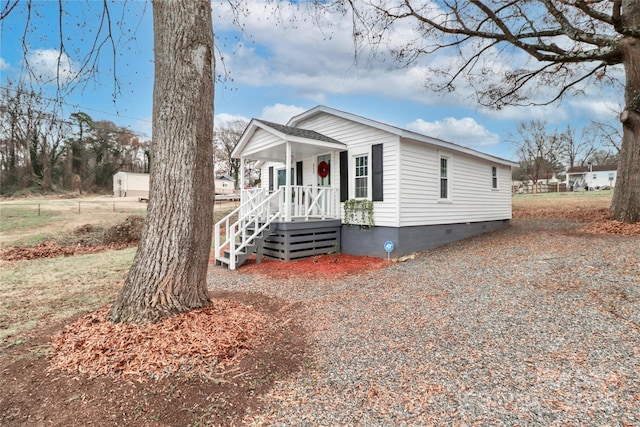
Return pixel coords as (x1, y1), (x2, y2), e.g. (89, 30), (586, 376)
(1, 194), (638, 426)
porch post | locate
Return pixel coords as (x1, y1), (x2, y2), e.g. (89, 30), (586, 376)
(239, 157), (245, 191)
(285, 142), (292, 222)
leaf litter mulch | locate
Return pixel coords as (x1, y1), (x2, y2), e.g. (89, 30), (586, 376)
(1, 292), (308, 426)
(513, 205), (640, 235)
(48, 300), (267, 381)
(0, 215), (144, 262)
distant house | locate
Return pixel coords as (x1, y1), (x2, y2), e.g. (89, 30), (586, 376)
(215, 174), (236, 195)
(112, 172), (149, 198)
(213, 105), (517, 269)
(566, 164), (617, 191)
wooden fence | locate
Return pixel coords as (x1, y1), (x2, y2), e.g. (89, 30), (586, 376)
(513, 182), (567, 194)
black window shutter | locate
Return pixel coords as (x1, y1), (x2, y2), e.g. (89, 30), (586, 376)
(296, 161), (303, 186)
(339, 150), (348, 202)
(268, 166), (274, 192)
(372, 143), (383, 201)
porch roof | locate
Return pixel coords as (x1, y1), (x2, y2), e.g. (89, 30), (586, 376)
(232, 119), (346, 162)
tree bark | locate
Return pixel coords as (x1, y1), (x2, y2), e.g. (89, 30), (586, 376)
(109, 0), (214, 323)
(611, 35), (640, 223)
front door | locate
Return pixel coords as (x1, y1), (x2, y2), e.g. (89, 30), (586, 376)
(317, 154), (331, 187)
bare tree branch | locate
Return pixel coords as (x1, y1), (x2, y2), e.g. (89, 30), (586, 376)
(0, 0), (19, 20)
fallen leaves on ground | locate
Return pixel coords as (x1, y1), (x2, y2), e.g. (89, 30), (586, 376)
(513, 206), (640, 236)
(0, 241), (135, 261)
(48, 300), (267, 381)
(579, 219), (640, 235)
(512, 206), (612, 222)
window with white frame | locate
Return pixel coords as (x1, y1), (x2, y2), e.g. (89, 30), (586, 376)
(439, 157), (449, 199)
(355, 155), (369, 198)
(491, 166), (498, 189)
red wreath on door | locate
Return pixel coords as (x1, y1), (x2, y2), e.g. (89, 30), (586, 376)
(317, 161), (329, 178)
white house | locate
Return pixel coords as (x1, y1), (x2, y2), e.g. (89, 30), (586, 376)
(112, 171), (149, 198)
(566, 164), (617, 191)
(214, 106), (517, 269)
(215, 174), (236, 195)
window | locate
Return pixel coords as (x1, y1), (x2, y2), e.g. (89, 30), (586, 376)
(440, 157), (449, 199)
(277, 168), (295, 187)
(355, 155), (368, 198)
(491, 166), (498, 189)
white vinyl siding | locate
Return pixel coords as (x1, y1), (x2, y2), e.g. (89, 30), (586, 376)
(296, 113), (399, 227)
(241, 128), (284, 159)
(253, 111), (513, 229)
(585, 170), (617, 188)
(399, 139), (512, 226)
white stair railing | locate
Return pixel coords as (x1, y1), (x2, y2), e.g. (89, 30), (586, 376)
(240, 188), (266, 219)
(214, 188), (283, 270)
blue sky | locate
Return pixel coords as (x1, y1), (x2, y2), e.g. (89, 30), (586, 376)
(0, 1), (623, 162)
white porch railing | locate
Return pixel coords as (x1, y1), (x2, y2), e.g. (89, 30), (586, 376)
(215, 186), (340, 270)
(214, 188), (283, 270)
(278, 186), (340, 220)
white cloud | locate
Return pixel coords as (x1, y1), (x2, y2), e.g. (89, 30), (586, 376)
(213, 0), (622, 132)
(479, 104), (570, 124)
(214, 1), (456, 106)
(214, 1), (544, 116)
(26, 49), (78, 85)
(215, 112), (250, 126)
(0, 57), (9, 70)
(569, 99), (620, 122)
(406, 117), (501, 147)
(260, 103), (306, 123)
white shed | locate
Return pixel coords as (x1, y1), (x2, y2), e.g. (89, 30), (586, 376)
(214, 105), (517, 269)
(112, 172), (150, 198)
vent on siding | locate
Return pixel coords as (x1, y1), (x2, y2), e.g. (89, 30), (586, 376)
(445, 229), (452, 235)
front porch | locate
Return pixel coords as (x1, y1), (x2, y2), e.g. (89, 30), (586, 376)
(214, 186), (341, 269)
(214, 118), (347, 269)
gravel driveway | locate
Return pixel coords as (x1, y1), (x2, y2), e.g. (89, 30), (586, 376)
(210, 218), (639, 426)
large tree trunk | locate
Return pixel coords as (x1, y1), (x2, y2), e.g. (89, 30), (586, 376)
(611, 35), (640, 223)
(109, 0), (214, 323)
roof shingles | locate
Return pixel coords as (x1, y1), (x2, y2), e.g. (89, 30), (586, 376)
(255, 119), (344, 145)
